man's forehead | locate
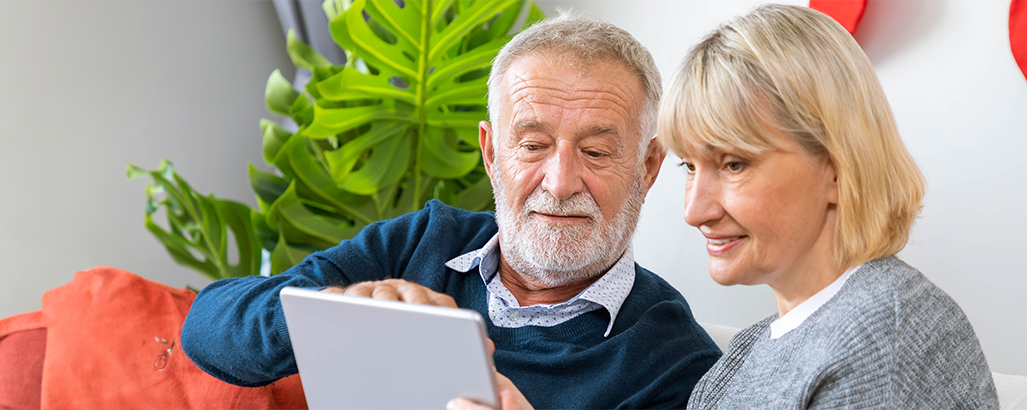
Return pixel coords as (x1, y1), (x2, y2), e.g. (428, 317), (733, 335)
(496, 55), (643, 133)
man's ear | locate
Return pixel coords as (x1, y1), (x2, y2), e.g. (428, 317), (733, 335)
(642, 137), (667, 196)
(479, 120), (496, 179)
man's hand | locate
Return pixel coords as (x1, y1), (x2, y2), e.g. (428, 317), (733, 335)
(445, 372), (534, 410)
(320, 279), (457, 308)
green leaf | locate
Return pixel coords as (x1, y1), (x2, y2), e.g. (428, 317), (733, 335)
(522, 1), (545, 30)
(420, 127), (479, 179)
(304, 104), (414, 139)
(429, 0), (518, 62)
(266, 69), (300, 116)
(330, 0), (418, 78)
(466, 0), (522, 48)
(287, 29), (333, 70)
(424, 76), (487, 109)
(131, 161), (261, 281)
(260, 119), (292, 164)
(426, 36), (507, 90)
(323, 122), (409, 181)
(322, 0), (351, 21)
(452, 174), (494, 212)
(266, 183), (365, 245)
(248, 163), (289, 211)
(317, 67), (416, 103)
(338, 131), (412, 195)
(269, 226), (314, 275)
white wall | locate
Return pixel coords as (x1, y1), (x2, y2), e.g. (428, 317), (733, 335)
(0, 1), (291, 316)
(536, 0), (1027, 376)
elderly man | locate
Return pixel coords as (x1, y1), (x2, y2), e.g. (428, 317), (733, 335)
(181, 13), (720, 409)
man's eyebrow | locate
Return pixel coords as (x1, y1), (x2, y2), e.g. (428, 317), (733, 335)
(511, 120), (546, 134)
(584, 125), (619, 136)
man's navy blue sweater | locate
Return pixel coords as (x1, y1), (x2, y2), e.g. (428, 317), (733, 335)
(181, 200), (721, 409)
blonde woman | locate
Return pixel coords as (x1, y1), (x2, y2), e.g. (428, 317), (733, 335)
(451, 5), (1000, 410)
(657, 4), (999, 409)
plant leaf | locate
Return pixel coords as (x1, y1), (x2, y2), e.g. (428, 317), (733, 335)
(522, 1), (545, 30)
(266, 69), (300, 116)
(337, 131), (412, 195)
(452, 174), (494, 212)
(317, 67), (416, 102)
(330, 0), (418, 78)
(260, 119), (293, 164)
(287, 29), (333, 70)
(430, 1), (512, 62)
(304, 104), (414, 139)
(420, 127), (479, 179)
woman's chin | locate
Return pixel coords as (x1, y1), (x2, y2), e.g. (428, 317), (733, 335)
(708, 261), (751, 286)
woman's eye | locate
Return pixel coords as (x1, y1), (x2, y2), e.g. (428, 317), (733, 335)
(725, 161), (747, 172)
(679, 161), (696, 174)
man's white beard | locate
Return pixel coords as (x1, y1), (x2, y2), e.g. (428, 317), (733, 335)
(492, 169), (646, 287)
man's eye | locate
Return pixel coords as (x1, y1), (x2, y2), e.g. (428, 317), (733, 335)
(523, 144), (543, 151)
(725, 161), (747, 172)
(584, 150), (606, 158)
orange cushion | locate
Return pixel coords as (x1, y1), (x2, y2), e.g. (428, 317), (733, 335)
(36, 266), (306, 409)
(0, 310), (47, 410)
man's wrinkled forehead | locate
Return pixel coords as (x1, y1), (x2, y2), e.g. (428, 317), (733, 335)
(495, 53), (643, 133)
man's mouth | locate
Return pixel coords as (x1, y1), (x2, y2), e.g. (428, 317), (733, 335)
(530, 212), (592, 224)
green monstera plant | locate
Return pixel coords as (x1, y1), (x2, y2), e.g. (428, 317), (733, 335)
(128, 0), (545, 282)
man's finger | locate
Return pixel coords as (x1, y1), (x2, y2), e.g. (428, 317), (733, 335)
(396, 282), (432, 305)
(320, 286), (346, 294)
(370, 283), (401, 301)
(342, 282), (374, 298)
(429, 292), (458, 308)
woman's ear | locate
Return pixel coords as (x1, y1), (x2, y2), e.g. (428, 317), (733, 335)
(824, 155), (839, 205)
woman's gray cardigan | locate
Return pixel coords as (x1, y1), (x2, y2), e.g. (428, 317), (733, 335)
(687, 257), (999, 409)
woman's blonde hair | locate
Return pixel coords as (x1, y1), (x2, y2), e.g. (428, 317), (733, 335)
(658, 4), (924, 268)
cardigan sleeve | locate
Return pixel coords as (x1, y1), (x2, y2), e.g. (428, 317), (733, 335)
(180, 201), (457, 387)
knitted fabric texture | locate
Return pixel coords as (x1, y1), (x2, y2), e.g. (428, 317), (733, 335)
(688, 257), (999, 409)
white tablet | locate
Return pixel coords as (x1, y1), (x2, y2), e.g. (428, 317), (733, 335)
(279, 286), (498, 410)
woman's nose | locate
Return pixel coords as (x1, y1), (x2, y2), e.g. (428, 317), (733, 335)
(683, 171), (724, 227)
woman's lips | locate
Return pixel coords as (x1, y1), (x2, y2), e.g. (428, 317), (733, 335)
(705, 236), (746, 255)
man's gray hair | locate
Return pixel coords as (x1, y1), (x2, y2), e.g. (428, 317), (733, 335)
(486, 11), (662, 156)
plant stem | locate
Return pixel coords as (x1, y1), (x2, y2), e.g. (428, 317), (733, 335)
(413, 0), (433, 212)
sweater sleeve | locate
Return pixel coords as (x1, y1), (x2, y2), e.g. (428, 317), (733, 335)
(180, 202), (453, 387)
(887, 282), (1000, 409)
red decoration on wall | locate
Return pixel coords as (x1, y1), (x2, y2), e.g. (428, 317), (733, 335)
(809, 0), (868, 34)
(1012, 0), (1027, 81)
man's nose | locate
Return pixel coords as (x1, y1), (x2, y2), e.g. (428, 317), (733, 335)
(540, 143), (585, 200)
(683, 171), (725, 227)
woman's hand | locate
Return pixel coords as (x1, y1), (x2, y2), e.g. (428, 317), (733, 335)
(446, 372), (534, 410)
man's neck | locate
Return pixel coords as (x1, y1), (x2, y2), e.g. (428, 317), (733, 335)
(497, 256), (604, 306)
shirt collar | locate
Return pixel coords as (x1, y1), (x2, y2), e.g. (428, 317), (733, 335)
(446, 234), (636, 337)
(768, 263), (864, 339)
